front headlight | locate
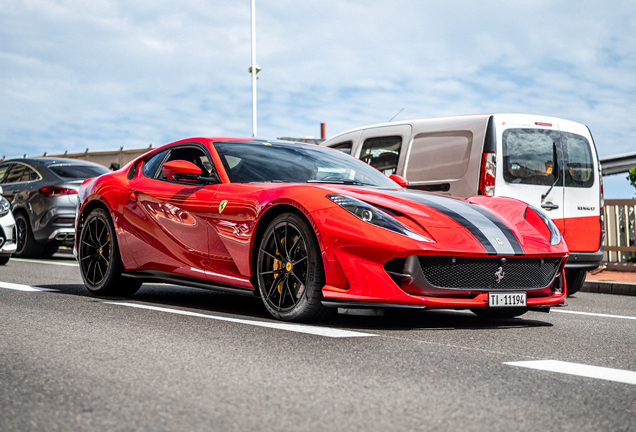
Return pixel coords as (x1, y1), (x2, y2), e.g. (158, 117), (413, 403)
(527, 204), (562, 245)
(0, 197), (10, 217)
(327, 194), (435, 242)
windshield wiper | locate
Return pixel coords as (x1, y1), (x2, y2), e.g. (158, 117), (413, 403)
(307, 179), (374, 186)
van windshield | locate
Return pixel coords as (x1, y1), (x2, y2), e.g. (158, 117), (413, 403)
(502, 128), (594, 188)
(502, 129), (560, 186)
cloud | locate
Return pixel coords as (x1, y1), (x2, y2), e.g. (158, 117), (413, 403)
(0, 0), (635, 167)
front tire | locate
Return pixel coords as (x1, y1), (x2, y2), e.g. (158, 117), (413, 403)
(256, 212), (328, 322)
(79, 208), (142, 296)
(0, 256), (10, 265)
(565, 270), (587, 296)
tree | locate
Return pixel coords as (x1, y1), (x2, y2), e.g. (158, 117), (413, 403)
(628, 168), (636, 192)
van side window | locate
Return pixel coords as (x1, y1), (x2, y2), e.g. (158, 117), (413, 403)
(330, 141), (353, 154)
(360, 136), (401, 175)
(502, 129), (560, 186)
(563, 132), (594, 188)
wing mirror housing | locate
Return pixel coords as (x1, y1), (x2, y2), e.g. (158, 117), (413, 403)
(161, 160), (217, 184)
(389, 174), (409, 187)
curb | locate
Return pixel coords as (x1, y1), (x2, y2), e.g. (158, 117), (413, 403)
(581, 281), (636, 296)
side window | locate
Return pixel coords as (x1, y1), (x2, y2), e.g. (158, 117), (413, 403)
(330, 141), (353, 154)
(502, 129), (560, 186)
(142, 150), (168, 179)
(360, 136), (402, 175)
(563, 132), (594, 188)
(19, 166), (40, 182)
(158, 146), (218, 182)
(0, 164), (12, 183)
(3, 164), (27, 184)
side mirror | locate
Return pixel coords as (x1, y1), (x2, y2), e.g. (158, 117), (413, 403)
(389, 174), (409, 187)
(162, 160), (201, 181)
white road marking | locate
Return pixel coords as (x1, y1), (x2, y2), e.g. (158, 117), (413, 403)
(11, 258), (79, 267)
(0, 281), (58, 292)
(505, 360), (636, 385)
(551, 309), (636, 320)
(107, 301), (378, 338)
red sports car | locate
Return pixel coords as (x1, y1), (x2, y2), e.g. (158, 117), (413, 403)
(75, 137), (568, 322)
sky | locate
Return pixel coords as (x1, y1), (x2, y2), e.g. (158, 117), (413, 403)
(1, 0), (635, 197)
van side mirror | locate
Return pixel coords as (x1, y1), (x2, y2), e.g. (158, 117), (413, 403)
(389, 174), (409, 187)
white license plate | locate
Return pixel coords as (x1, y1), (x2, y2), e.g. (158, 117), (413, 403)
(488, 292), (526, 307)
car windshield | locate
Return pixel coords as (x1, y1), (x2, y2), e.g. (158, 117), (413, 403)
(213, 141), (399, 187)
(49, 164), (110, 179)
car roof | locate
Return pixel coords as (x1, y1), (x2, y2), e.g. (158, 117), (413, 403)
(1, 157), (105, 167)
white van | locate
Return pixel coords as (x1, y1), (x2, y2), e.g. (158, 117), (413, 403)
(322, 114), (604, 295)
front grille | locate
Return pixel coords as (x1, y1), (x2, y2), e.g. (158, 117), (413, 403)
(418, 256), (561, 290)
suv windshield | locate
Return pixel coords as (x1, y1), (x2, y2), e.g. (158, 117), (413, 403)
(49, 164), (110, 179)
(213, 141), (398, 187)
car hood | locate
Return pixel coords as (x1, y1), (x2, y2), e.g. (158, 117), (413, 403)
(321, 186), (538, 256)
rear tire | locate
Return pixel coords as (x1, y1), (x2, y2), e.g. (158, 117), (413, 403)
(78, 208), (142, 296)
(565, 270), (587, 296)
(256, 212), (329, 322)
(470, 307), (528, 319)
(14, 213), (44, 258)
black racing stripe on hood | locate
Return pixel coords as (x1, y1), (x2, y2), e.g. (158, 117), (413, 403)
(386, 190), (522, 255)
(468, 204), (523, 255)
(390, 192), (497, 254)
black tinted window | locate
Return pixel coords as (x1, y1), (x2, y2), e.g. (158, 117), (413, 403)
(563, 132), (594, 188)
(214, 141), (397, 187)
(503, 129), (560, 186)
(143, 150), (168, 179)
(158, 146), (215, 181)
(0, 164), (12, 183)
(49, 165), (109, 179)
(3, 164), (28, 184)
(330, 141), (353, 155)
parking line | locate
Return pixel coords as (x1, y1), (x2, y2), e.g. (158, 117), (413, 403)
(505, 360), (636, 385)
(11, 258), (79, 267)
(551, 309), (636, 320)
(106, 301), (378, 338)
(0, 281), (58, 292)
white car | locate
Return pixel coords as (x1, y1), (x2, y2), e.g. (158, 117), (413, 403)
(0, 185), (17, 265)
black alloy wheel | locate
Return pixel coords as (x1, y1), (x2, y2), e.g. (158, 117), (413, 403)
(79, 208), (141, 296)
(257, 213), (328, 322)
(14, 213), (44, 258)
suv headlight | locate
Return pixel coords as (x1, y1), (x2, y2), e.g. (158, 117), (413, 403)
(527, 204), (562, 245)
(0, 197), (10, 217)
(327, 194), (434, 242)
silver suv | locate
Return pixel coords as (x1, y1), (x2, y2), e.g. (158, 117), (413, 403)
(0, 158), (110, 258)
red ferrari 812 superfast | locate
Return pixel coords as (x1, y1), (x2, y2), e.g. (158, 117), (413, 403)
(75, 137), (569, 322)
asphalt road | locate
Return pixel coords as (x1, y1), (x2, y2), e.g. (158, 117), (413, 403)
(1, 253), (635, 432)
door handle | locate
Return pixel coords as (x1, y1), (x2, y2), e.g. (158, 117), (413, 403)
(541, 202), (559, 210)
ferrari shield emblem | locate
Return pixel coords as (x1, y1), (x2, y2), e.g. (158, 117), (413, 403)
(495, 237), (504, 245)
(219, 200), (228, 214)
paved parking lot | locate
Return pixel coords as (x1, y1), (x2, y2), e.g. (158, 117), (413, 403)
(1, 254), (635, 431)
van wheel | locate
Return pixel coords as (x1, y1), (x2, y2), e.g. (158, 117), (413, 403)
(566, 270), (587, 296)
